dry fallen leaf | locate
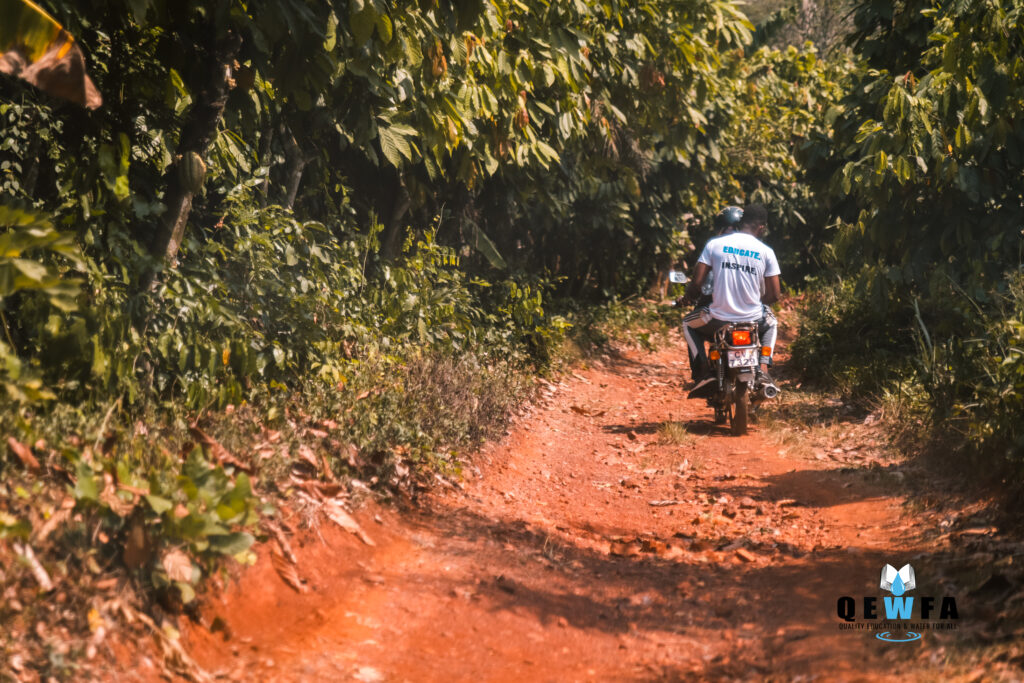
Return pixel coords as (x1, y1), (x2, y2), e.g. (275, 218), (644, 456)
(100, 473), (137, 518)
(297, 444), (319, 470)
(188, 426), (251, 472)
(264, 520), (297, 565)
(33, 498), (73, 544)
(13, 542), (54, 591)
(7, 437), (41, 471)
(271, 550), (307, 593)
(162, 549), (194, 583)
(735, 548), (757, 563)
(324, 501), (375, 546)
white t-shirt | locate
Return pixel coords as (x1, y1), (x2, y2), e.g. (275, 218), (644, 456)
(698, 232), (780, 322)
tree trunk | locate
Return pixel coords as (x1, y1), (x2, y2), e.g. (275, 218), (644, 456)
(381, 180), (412, 260)
(149, 32), (241, 263)
(281, 125), (309, 211)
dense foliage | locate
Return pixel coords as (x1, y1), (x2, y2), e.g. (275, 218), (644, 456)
(794, 0), (1024, 469)
(0, 0), (845, 437)
(0, 1), (844, 672)
(8, 0), (1024, 673)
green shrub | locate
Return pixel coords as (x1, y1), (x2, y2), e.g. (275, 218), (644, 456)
(914, 273), (1024, 468)
(0, 198), (576, 627)
(795, 268), (1024, 477)
(0, 204), (83, 402)
(790, 270), (918, 395)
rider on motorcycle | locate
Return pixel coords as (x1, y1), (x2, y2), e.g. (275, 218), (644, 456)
(683, 203), (781, 395)
(680, 205), (743, 381)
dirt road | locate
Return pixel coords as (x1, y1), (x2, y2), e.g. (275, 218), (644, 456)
(180, 334), (977, 681)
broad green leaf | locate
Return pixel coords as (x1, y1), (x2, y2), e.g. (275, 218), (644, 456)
(349, 4), (377, 46)
(146, 494), (174, 514)
(378, 125), (413, 167)
(74, 461), (99, 501)
(208, 532), (254, 556)
(469, 224), (506, 270)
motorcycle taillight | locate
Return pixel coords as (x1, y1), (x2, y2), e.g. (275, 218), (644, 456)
(730, 329), (752, 346)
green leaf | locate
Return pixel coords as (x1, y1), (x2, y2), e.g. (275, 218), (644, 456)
(534, 140), (559, 163)
(350, 4), (378, 46)
(74, 461), (99, 501)
(98, 133), (131, 202)
(11, 257), (47, 281)
(208, 532), (255, 556)
(284, 245), (299, 266)
(145, 494), (174, 514)
(378, 125), (413, 167)
(375, 13), (393, 44)
(469, 224), (506, 269)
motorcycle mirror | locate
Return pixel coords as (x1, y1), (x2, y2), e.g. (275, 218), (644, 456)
(668, 270), (688, 284)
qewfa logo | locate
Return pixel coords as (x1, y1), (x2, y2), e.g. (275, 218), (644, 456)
(836, 562), (959, 642)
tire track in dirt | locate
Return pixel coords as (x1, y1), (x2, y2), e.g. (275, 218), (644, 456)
(182, 333), (956, 681)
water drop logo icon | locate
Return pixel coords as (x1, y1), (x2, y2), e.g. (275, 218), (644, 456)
(880, 563), (916, 594)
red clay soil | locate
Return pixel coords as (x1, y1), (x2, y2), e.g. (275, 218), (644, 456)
(169, 335), (966, 682)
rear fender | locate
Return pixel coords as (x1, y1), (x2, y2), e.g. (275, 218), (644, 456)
(734, 369), (755, 388)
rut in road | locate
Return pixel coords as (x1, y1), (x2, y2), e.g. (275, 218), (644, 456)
(184, 334), (958, 681)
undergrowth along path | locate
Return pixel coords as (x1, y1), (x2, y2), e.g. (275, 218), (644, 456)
(180, 334), (984, 681)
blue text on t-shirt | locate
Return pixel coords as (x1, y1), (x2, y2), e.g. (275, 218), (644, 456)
(722, 245), (761, 260)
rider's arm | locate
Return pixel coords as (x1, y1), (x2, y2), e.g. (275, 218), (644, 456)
(762, 275), (781, 305)
(687, 262), (710, 302)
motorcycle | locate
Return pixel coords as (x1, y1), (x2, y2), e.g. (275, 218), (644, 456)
(670, 270), (779, 435)
(694, 322), (779, 435)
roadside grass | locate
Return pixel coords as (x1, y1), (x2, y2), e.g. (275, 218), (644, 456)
(658, 420), (696, 447)
(753, 378), (908, 468)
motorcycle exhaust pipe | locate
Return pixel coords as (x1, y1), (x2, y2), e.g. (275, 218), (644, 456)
(761, 383), (779, 399)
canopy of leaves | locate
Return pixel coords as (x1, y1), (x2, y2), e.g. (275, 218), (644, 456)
(797, 0), (1024, 469)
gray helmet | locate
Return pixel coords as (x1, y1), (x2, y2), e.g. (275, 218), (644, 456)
(713, 206), (743, 231)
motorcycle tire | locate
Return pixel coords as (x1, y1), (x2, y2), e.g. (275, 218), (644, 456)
(730, 383), (749, 436)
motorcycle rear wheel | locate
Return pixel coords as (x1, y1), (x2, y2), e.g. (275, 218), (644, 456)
(730, 384), (749, 436)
